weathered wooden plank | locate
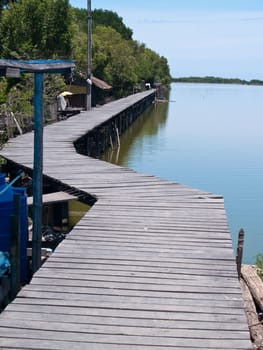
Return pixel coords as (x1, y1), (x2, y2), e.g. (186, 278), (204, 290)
(49, 246), (236, 261)
(5, 302), (247, 323)
(66, 232), (232, 244)
(59, 238), (233, 251)
(16, 289), (244, 311)
(27, 277), (240, 295)
(13, 296), (246, 316)
(47, 254), (237, 268)
(17, 284), (244, 306)
(0, 327), (252, 349)
(31, 269), (239, 289)
(4, 310), (250, 331)
(38, 261), (239, 277)
(0, 338), (250, 350)
(36, 266), (239, 283)
(0, 319), (250, 340)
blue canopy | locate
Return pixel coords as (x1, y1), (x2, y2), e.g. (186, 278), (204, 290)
(0, 59), (75, 77)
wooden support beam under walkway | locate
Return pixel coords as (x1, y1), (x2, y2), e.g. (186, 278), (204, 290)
(0, 90), (252, 349)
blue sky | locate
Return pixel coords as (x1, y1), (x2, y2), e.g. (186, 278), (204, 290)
(70, 1), (263, 79)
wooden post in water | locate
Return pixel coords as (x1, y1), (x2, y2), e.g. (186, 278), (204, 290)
(109, 135), (113, 149)
(116, 127), (120, 147)
(236, 228), (245, 279)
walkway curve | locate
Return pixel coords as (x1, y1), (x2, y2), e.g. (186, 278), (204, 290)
(0, 91), (251, 349)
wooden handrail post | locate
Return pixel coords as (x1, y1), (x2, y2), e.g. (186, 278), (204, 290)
(236, 228), (245, 279)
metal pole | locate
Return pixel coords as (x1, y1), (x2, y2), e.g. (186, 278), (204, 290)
(32, 72), (44, 274)
(86, 0), (92, 110)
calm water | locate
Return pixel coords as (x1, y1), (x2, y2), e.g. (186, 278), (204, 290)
(100, 83), (263, 264)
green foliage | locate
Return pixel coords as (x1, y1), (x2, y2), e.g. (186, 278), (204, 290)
(135, 46), (171, 85)
(0, 0), (71, 127)
(0, 0), (17, 13)
(256, 254), (263, 280)
(72, 8), (87, 32)
(0, 74), (65, 129)
(72, 8), (133, 40)
(70, 6), (170, 95)
(249, 79), (263, 86)
(0, 74), (34, 132)
(0, 0), (8, 12)
(0, 78), (8, 104)
(45, 0), (73, 58)
(0, 0), (73, 59)
(92, 26), (137, 96)
(0, 0), (171, 102)
(92, 9), (133, 40)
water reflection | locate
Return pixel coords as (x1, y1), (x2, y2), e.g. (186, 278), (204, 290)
(100, 92), (170, 166)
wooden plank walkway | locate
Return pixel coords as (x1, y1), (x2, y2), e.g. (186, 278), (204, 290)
(0, 90), (251, 349)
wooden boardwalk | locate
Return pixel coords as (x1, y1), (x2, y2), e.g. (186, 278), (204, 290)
(0, 91), (251, 349)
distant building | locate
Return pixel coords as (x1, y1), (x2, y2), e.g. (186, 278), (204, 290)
(66, 76), (112, 108)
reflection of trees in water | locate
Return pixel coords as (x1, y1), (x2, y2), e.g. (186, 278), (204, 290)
(100, 90), (170, 166)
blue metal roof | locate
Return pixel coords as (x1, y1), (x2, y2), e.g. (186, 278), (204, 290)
(0, 59), (75, 76)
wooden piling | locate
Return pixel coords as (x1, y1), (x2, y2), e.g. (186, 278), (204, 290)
(115, 127), (120, 147)
(236, 228), (245, 279)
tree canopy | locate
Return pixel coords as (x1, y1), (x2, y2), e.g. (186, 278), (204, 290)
(172, 76), (263, 86)
(92, 9), (133, 40)
(73, 8), (133, 41)
(70, 6), (170, 92)
(0, 0), (17, 13)
(0, 0), (171, 103)
(0, 0), (73, 59)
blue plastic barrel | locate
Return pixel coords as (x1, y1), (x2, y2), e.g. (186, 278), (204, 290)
(0, 251), (10, 277)
(0, 174), (28, 283)
(0, 174), (14, 253)
(14, 187), (28, 284)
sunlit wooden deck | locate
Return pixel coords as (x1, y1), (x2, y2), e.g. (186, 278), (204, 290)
(0, 90), (251, 349)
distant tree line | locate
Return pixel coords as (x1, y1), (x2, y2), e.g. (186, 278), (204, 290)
(172, 76), (263, 86)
